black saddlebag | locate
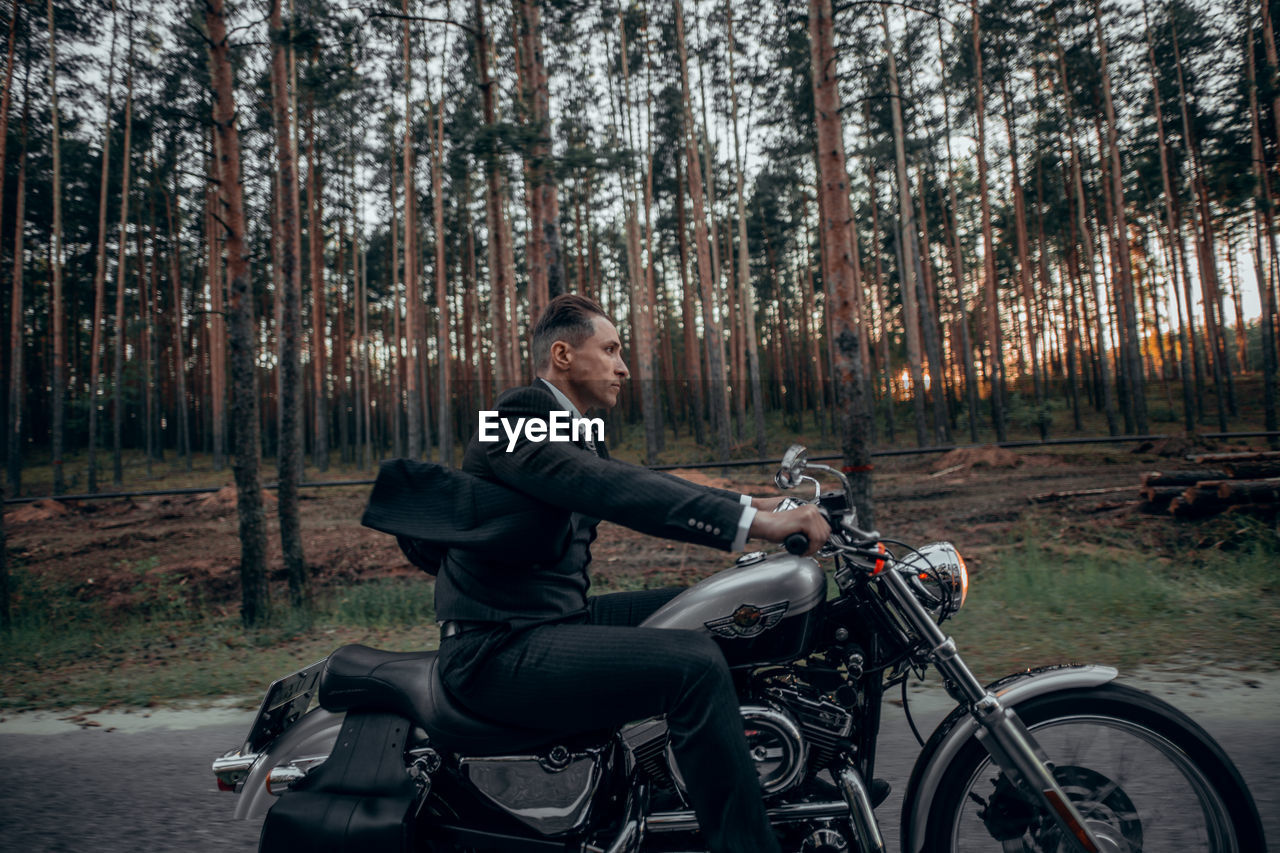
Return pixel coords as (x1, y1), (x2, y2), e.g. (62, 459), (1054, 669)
(259, 711), (418, 852)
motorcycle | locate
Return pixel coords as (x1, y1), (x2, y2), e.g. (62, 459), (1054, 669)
(213, 444), (1266, 852)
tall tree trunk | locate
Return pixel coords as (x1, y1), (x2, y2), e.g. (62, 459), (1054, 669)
(999, 77), (1045, 436)
(913, 163), (951, 444)
(865, 151), (896, 445)
(1094, 0), (1147, 433)
(675, 0), (731, 460)
(1053, 18), (1118, 434)
(87, 3), (117, 493)
(612, 8), (660, 462)
(810, 0), (874, 525)
(270, 0), (306, 606)
(360, 237), (372, 468)
(140, 189), (155, 472)
(515, 0), (564, 311)
(1248, 4), (1278, 444)
(936, 18), (979, 442)
(7, 53), (30, 495)
(207, 0), (269, 627)
(45, 0), (66, 495)
(1171, 14), (1230, 429)
(432, 96), (452, 466)
(972, 1), (1006, 441)
(208, 131), (227, 470)
(112, 46), (134, 486)
(1142, 0), (1196, 432)
(388, 139), (403, 456)
(306, 99), (329, 469)
(675, 157), (707, 445)
(400, 3), (423, 457)
(881, 6), (929, 446)
(164, 174), (191, 469)
(474, 0), (515, 393)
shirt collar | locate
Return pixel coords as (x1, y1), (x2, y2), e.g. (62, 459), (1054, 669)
(537, 377), (584, 420)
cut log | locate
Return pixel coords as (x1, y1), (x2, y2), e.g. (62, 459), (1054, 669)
(1189, 450), (1280, 465)
(1140, 469), (1228, 487)
(1169, 492), (1227, 518)
(1215, 478), (1280, 503)
(1139, 485), (1184, 507)
(1221, 461), (1280, 480)
(1181, 483), (1228, 505)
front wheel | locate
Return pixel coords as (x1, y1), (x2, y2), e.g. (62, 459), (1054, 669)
(922, 683), (1265, 852)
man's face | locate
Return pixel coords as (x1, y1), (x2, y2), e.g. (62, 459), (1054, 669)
(564, 317), (630, 410)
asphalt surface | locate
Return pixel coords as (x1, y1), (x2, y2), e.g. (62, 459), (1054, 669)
(0, 668), (1274, 852)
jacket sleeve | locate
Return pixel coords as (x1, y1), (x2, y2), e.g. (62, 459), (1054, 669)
(481, 385), (745, 551)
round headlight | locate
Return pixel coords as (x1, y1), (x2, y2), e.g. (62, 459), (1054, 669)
(896, 541), (967, 619)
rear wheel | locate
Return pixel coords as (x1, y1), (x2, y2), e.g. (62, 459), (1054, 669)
(922, 683), (1264, 852)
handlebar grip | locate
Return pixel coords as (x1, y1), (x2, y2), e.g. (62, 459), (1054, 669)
(784, 533), (809, 556)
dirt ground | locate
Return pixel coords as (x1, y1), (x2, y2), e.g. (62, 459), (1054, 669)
(4, 437), (1257, 614)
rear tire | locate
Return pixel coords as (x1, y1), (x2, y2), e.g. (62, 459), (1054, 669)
(922, 683), (1265, 852)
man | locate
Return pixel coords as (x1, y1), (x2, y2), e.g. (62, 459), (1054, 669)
(436, 294), (829, 853)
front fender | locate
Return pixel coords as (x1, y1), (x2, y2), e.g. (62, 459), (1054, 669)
(232, 707), (345, 821)
(898, 664), (1117, 853)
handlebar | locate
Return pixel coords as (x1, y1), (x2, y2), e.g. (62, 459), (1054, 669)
(784, 533), (809, 556)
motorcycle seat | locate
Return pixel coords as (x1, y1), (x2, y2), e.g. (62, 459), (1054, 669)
(317, 644), (560, 756)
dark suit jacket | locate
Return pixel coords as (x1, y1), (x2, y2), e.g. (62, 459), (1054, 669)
(360, 457), (569, 574)
(434, 380), (747, 626)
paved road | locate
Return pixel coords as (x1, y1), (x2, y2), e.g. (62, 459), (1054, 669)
(0, 669), (1274, 852)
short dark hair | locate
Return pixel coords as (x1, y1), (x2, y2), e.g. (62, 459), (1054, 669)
(531, 294), (607, 368)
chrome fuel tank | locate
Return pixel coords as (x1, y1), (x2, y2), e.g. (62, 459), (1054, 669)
(639, 551), (826, 667)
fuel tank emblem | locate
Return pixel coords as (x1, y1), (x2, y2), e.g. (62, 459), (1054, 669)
(705, 601), (790, 638)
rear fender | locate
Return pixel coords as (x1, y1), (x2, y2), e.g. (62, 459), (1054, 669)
(899, 664), (1118, 853)
(232, 707), (344, 820)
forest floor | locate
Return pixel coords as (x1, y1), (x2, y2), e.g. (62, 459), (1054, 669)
(2, 434), (1279, 711)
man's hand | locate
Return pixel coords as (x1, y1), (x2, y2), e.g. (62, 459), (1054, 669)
(750, 496), (788, 512)
(748, 504), (830, 557)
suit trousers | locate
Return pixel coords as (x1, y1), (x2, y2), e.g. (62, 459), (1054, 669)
(437, 588), (782, 853)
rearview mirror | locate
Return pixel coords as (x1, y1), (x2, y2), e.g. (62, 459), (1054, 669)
(775, 445), (808, 489)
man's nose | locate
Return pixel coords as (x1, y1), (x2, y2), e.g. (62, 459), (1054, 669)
(617, 359), (630, 379)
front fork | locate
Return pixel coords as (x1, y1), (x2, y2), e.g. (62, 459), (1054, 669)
(879, 569), (1104, 853)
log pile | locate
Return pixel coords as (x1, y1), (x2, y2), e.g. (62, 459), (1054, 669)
(1139, 452), (1280, 518)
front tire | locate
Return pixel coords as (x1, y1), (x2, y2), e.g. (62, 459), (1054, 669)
(922, 683), (1265, 852)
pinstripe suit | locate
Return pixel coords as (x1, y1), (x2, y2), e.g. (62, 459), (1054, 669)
(437, 381), (781, 853)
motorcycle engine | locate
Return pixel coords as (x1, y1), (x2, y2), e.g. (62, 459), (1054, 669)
(666, 704), (808, 797)
(625, 678), (854, 801)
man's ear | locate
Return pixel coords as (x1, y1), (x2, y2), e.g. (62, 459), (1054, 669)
(549, 339), (573, 370)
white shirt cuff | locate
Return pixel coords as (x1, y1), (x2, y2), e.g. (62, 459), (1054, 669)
(733, 505), (757, 551)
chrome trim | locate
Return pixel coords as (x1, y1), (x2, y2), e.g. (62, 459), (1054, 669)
(231, 708), (343, 821)
(265, 754), (329, 795)
(903, 665), (1119, 853)
(646, 799), (852, 833)
(212, 750), (261, 792)
(836, 763), (885, 853)
(459, 744), (609, 836)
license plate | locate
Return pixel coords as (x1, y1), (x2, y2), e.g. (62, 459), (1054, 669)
(243, 659), (326, 753)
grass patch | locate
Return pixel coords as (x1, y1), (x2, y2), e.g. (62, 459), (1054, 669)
(948, 518), (1280, 680)
(0, 577), (441, 711)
